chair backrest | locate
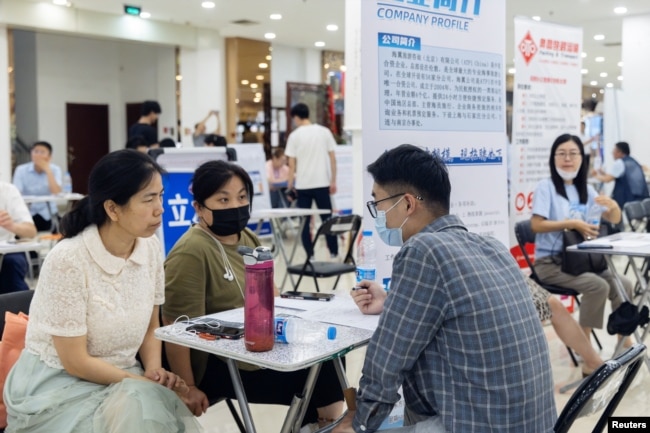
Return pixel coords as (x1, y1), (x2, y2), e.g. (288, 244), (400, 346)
(314, 214), (362, 264)
(554, 343), (647, 433)
(513, 220), (539, 279)
(0, 291), (34, 336)
(641, 198), (650, 219)
(623, 201), (645, 232)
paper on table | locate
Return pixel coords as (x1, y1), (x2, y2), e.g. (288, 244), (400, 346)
(275, 296), (380, 331)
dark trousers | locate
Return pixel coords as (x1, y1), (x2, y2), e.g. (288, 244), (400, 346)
(296, 187), (338, 257)
(32, 214), (54, 233)
(0, 253), (29, 294)
(200, 355), (344, 426)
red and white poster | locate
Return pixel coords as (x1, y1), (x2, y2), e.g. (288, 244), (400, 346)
(509, 17), (583, 261)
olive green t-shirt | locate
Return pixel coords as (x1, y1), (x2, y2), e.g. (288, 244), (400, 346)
(163, 225), (261, 383)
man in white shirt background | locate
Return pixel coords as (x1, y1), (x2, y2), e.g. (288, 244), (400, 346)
(0, 181), (37, 293)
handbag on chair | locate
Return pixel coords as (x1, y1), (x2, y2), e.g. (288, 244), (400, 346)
(561, 227), (608, 276)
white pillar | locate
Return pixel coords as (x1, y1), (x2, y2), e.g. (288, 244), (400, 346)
(345, 0), (363, 215)
(0, 26), (11, 182)
(621, 14), (650, 165)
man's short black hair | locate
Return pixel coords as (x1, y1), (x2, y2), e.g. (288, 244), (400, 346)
(159, 138), (176, 148)
(290, 103), (309, 120)
(367, 144), (451, 216)
(32, 141), (53, 154)
(125, 135), (148, 150)
(615, 141), (630, 156)
(204, 134), (227, 147)
(141, 100), (161, 116)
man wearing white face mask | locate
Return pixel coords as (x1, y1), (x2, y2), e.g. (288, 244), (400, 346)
(333, 144), (556, 433)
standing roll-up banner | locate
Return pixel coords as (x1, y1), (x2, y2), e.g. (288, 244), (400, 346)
(360, 1), (508, 287)
(509, 17), (583, 265)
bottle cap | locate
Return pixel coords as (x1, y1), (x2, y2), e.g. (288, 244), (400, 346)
(327, 326), (337, 340)
(362, 230), (373, 237)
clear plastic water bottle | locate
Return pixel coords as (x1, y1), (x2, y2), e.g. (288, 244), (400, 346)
(62, 172), (73, 195)
(356, 230), (376, 284)
(274, 317), (337, 344)
(586, 204), (606, 226)
(239, 246), (275, 352)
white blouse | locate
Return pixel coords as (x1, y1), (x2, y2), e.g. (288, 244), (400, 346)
(25, 225), (165, 370)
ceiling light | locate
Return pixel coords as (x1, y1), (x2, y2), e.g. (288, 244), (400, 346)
(235, 98), (240, 104)
(201, 1), (215, 8)
(265, 55), (272, 61)
(250, 83), (259, 89)
(614, 7), (628, 14)
(599, 89), (605, 94)
(255, 92), (262, 98)
(618, 61), (624, 67)
(581, 52), (587, 58)
(264, 33), (276, 40)
(508, 67), (516, 74)
(326, 24), (339, 31)
(258, 63), (268, 69)
(606, 83), (614, 88)
(175, 75), (182, 81)
(241, 79), (249, 85)
(593, 34), (605, 41)
(256, 74), (264, 80)
(340, 65), (347, 72)
(52, 0), (69, 5)
(139, 11), (151, 19)
(590, 81), (598, 86)
(592, 93), (597, 98)
(595, 56), (605, 62)
(600, 72), (608, 77)
(532, 16), (541, 21)
(618, 75), (623, 81)
(581, 69), (588, 74)
(324, 63), (330, 69)
(314, 41), (326, 47)
(270, 13), (282, 20)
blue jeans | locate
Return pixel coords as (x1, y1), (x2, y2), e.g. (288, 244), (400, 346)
(295, 187), (338, 257)
(0, 253), (29, 294)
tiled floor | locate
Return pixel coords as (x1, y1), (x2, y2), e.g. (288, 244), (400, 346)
(194, 232), (650, 432)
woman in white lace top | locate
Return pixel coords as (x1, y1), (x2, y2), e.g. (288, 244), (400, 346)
(3, 150), (202, 433)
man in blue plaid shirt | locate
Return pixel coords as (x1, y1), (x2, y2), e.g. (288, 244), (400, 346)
(334, 144), (556, 433)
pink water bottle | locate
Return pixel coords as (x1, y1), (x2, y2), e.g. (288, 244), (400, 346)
(239, 246), (275, 352)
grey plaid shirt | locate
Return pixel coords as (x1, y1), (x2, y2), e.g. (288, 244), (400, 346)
(354, 215), (556, 432)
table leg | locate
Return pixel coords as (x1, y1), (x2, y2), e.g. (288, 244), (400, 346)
(226, 358), (257, 433)
(279, 363), (321, 433)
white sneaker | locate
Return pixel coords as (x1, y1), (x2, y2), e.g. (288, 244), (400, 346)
(299, 422), (320, 433)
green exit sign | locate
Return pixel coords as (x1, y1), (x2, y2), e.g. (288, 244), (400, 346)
(124, 4), (142, 16)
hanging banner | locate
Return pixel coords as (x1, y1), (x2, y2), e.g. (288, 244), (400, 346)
(509, 17), (583, 258)
(361, 0), (508, 284)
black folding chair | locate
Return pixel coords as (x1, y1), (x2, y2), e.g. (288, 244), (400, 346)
(623, 201), (648, 294)
(554, 344), (646, 433)
(287, 214), (362, 292)
(514, 221), (602, 367)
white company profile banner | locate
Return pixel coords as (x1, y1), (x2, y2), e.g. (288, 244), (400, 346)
(509, 17), (583, 250)
(361, 0), (507, 282)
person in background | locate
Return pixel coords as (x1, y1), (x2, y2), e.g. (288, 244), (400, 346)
(593, 141), (649, 209)
(12, 141), (62, 232)
(334, 144), (556, 433)
(532, 134), (633, 347)
(163, 160), (344, 430)
(203, 134), (227, 147)
(285, 103), (338, 259)
(0, 181), (36, 293)
(266, 147), (290, 208)
(4, 149), (202, 433)
(128, 100), (161, 147)
(159, 137), (177, 148)
(193, 110), (221, 147)
(125, 135), (149, 153)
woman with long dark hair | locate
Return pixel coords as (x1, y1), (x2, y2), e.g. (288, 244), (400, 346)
(4, 150), (201, 433)
(531, 134), (633, 346)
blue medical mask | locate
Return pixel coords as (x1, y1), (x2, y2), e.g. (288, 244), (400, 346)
(374, 197), (409, 247)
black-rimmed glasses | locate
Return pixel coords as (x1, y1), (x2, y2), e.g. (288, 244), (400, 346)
(366, 193), (405, 218)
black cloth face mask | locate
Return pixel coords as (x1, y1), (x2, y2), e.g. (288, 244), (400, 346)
(204, 204), (250, 236)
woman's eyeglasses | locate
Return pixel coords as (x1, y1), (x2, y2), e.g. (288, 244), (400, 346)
(554, 152), (582, 160)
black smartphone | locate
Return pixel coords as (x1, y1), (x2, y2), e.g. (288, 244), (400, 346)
(280, 291), (334, 301)
(185, 323), (245, 339)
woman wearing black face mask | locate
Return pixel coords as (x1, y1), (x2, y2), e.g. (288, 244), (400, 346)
(162, 160), (344, 429)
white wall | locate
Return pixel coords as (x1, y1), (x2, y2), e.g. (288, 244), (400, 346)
(0, 26), (10, 182)
(622, 14), (650, 166)
(270, 45), (322, 108)
(13, 30), (38, 150)
(14, 31), (176, 172)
